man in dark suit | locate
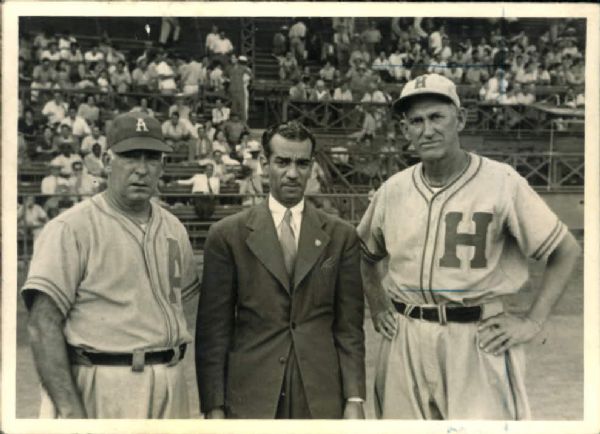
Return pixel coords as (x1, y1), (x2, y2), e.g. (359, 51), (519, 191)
(196, 121), (366, 419)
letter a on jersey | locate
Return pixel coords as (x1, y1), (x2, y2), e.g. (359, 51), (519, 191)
(136, 118), (149, 132)
(439, 212), (493, 268)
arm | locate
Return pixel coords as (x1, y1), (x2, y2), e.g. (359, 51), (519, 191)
(360, 256), (396, 340)
(333, 228), (366, 419)
(195, 224), (236, 418)
(27, 292), (87, 418)
(479, 232), (580, 355)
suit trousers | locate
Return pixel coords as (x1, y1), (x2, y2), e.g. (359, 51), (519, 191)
(275, 345), (312, 419)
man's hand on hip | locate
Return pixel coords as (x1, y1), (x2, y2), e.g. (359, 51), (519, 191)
(477, 312), (543, 356)
(373, 307), (397, 340)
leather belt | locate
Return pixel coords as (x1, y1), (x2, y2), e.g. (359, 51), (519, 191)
(392, 301), (482, 324)
(69, 344), (187, 367)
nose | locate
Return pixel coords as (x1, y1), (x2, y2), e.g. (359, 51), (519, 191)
(285, 162), (299, 180)
(133, 155), (152, 174)
(422, 118), (435, 138)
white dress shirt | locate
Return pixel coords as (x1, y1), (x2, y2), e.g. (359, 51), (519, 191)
(177, 174), (220, 194)
(268, 195), (304, 248)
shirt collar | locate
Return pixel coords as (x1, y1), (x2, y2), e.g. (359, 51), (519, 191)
(268, 194), (304, 226)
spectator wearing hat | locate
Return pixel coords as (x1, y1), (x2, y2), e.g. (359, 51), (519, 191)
(211, 98), (231, 128)
(81, 125), (107, 156)
(162, 111), (191, 153)
(83, 143), (105, 177)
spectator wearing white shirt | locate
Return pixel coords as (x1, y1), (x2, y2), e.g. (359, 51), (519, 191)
(130, 97), (155, 117)
(388, 47), (407, 81)
(50, 142), (83, 176)
(209, 63), (225, 91)
(289, 18), (308, 62)
(427, 53), (447, 76)
(58, 31), (77, 58)
(310, 80), (331, 102)
(446, 62), (464, 84)
(162, 111), (191, 152)
(80, 125), (107, 155)
(156, 52), (178, 94)
(42, 91), (69, 125)
(319, 61), (337, 84)
(179, 54), (206, 95)
(59, 107), (91, 140)
(439, 36), (452, 61)
(68, 160), (99, 197)
(205, 25), (220, 55)
(110, 60), (132, 93)
(84, 45), (104, 68)
(211, 99), (230, 127)
(132, 58), (155, 92)
(177, 164), (221, 194)
(41, 162), (70, 195)
(518, 83), (536, 105)
(40, 41), (61, 64)
(428, 24), (445, 55)
(212, 31), (234, 67)
(64, 41), (83, 64)
(333, 81), (353, 101)
(372, 51), (391, 81)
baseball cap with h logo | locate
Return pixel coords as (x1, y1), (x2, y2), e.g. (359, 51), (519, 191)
(395, 73), (461, 113)
(107, 112), (173, 153)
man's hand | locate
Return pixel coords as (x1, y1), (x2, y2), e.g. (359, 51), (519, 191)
(373, 307), (397, 340)
(343, 401), (365, 419)
(477, 313), (542, 356)
(205, 408), (226, 419)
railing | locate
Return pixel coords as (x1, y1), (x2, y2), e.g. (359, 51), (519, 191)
(319, 149), (584, 192)
(16, 192), (371, 262)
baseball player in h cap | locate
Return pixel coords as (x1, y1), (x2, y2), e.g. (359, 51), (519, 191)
(22, 112), (200, 418)
(358, 73), (580, 419)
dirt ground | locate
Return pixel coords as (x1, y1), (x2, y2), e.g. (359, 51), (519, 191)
(12, 254), (583, 420)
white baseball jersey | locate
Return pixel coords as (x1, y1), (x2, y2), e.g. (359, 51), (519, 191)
(22, 192), (200, 353)
(357, 152), (568, 306)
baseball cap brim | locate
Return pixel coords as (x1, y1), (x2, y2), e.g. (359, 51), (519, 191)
(395, 90), (459, 113)
(111, 137), (173, 153)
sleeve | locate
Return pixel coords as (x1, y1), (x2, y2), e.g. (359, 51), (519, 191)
(21, 221), (83, 316)
(195, 222), (237, 413)
(179, 225), (200, 302)
(506, 170), (568, 262)
(333, 226), (366, 400)
(356, 186), (387, 263)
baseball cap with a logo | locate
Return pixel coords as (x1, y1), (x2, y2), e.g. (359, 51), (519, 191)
(107, 112), (173, 153)
(395, 73), (461, 113)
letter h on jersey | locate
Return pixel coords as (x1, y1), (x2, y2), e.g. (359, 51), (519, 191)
(439, 212), (493, 269)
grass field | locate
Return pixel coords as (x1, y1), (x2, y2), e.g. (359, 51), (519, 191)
(12, 252), (583, 419)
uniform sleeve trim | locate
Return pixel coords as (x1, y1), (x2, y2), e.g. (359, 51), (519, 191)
(21, 277), (72, 317)
(532, 221), (567, 261)
(181, 277), (201, 301)
(359, 239), (386, 263)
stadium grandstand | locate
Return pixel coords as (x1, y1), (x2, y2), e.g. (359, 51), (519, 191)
(17, 16), (585, 260)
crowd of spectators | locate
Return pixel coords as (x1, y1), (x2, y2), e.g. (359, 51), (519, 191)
(18, 23), (265, 227)
(272, 17), (585, 147)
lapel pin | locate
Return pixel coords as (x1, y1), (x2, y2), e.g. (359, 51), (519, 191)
(315, 239), (322, 247)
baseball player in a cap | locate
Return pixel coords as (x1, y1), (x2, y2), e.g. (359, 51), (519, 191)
(22, 112), (200, 418)
(358, 73), (580, 419)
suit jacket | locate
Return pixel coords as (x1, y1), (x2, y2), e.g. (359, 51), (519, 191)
(196, 201), (365, 418)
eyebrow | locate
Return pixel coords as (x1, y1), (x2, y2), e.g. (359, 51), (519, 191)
(274, 156), (312, 164)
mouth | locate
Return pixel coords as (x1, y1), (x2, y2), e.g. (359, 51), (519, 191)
(282, 184), (301, 190)
(129, 182), (150, 189)
(419, 142), (440, 149)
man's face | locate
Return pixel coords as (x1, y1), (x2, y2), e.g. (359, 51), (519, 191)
(205, 164), (214, 177)
(69, 108), (77, 119)
(92, 126), (100, 138)
(107, 149), (163, 206)
(267, 133), (313, 208)
(171, 114), (179, 125)
(401, 96), (465, 162)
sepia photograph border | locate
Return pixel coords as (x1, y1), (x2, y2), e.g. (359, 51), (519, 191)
(2, 2), (599, 433)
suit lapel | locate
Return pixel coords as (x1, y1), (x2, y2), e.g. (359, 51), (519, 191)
(293, 203), (330, 290)
(245, 203), (291, 293)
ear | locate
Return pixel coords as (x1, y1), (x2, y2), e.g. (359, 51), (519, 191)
(456, 107), (467, 133)
(399, 118), (411, 141)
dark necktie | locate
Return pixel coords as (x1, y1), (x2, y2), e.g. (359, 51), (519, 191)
(279, 209), (297, 279)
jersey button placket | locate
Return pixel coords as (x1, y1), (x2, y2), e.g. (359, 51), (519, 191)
(423, 195), (442, 304)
